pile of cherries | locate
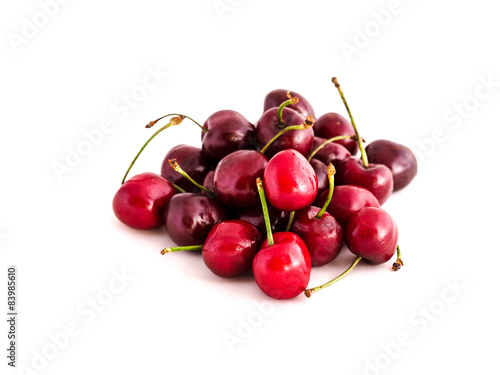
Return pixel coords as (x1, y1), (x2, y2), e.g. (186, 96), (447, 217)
(112, 78), (417, 300)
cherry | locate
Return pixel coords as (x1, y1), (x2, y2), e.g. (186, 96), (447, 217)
(309, 159), (329, 196)
(263, 149), (318, 212)
(263, 89), (315, 119)
(365, 139), (418, 191)
(201, 110), (256, 162)
(291, 164), (344, 267)
(236, 205), (288, 239)
(213, 150), (269, 207)
(330, 77), (394, 205)
(161, 145), (213, 193)
(256, 104), (314, 158)
(164, 192), (227, 246)
(309, 136), (352, 169)
(252, 179), (311, 299)
(315, 184), (380, 228)
(113, 172), (176, 230)
(314, 113), (358, 155)
(202, 170), (215, 195)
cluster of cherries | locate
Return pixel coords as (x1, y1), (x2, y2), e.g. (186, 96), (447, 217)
(112, 77), (418, 300)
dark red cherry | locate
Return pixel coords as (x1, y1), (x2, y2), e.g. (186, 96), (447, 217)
(365, 139), (418, 191)
(315, 185), (380, 228)
(309, 159), (329, 196)
(315, 113), (358, 155)
(113, 173), (176, 230)
(236, 205), (285, 239)
(311, 136), (352, 168)
(201, 170), (215, 196)
(263, 89), (315, 119)
(164, 193), (226, 246)
(291, 206), (344, 267)
(213, 150), (268, 208)
(161, 144), (212, 192)
(252, 232), (311, 300)
(263, 149), (318, 212)
(202, 220), (262, 278)
(345, 207), (398, 264)
(256, 107), (313, 158)
(201, 110), (256, 162)
(336, 157), (393, 205)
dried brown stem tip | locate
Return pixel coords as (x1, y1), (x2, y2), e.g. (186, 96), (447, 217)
(327, 163), (336, 177)
(304, 116), (316, 128)
(304, 289), (313, 298)
(168, 159), (181, 172)
(146, 120), (158, 128)
(161, 248), (170, 255)
(392, 259), (404, 271)
(332, 77), (340, 88)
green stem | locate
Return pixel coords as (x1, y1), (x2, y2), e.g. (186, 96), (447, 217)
(161, 245), (203, 255)
(260, 117), (315, 155)
(315, 163), (335, 219)
(285, 211), (295, 232)
(307, 135), (357, 162)
(332, 77), (369, 168)
(304, 256), (362, 297)
(256, 178), (274, 246)
(392, 245), (404, 271)
(172, 184), (186, 193)
(146, 113), (205, 133)
(168, 159), (213, 195)
(277, 94), (299, 126)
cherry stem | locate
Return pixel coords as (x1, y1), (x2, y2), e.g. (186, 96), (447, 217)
(168, 159), (213, 195)
(332, 77), (369, 168)
(256, 178), (274, 246)
(172, 184), (186, 193)
(304, 256), (362, 298)
(315, 163), (336, 219)
(285, 211), (295, 232)
(392, 245), (404, 271)
(146, 113), (206, 133)
(307, 135), (358, 162)
(260, 116), (315, 155)
(277, 91), (299, 126)
(121, 115), (185, 184)
(161, 245), (203, 255)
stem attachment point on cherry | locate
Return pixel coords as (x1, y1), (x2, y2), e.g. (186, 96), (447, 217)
(256, 178), (274, 246)
(260, 116), (315, 155)
(168, 159), (213, 195)
(315, 163), (335, 219)
(277, 91), (299, 126)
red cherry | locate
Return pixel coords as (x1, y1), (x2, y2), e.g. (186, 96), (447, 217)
(263, 89), (315, 119)
(309, 159), (329, 196)
(113, 172), (176, 230)
(263, 149), (318, 212)
(314, 113), (358, 155)
(310, 136), (352, 168)
(252, 232), (311, 300)
(202, 220), (262, 278)
(345, 207), (398, 264)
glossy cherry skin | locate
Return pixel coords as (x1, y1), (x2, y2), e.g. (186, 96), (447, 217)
(201, 110), (256, 162)
(213, 150), (269, 208)
(365, 139), (418, 191)
(314, 113), (358, 155)
(309, 159), (329, 196)
(252, 232), (311, 300)
(345, 207), (398, 264)
(161, 144), (213, 192)
(164, 193), (227, 246)
(113, 173), (176, 230)
(263, 89), (315, 119)
(291, 206), (344, 267)
(315, 185), (380, 228)
(256, 107), (313, 158)
(236, 205), (287, 239)
(336, 156), (393, 205)
(202, 220), (262, 278)
(201, 170), (215, 196)
(311, 136), (352, 169)
(263, 149), (318, 212)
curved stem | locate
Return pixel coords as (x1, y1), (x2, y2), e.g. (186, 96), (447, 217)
(161, 245), (203, 255)
(168, 159), (213, 195)
(304, 256), (362, 297)
(146, 113), (205, 133)
(257, 178), (274, 246)
(260, 116), (315, 155)
(172, 184), (186, 193)
(315, 163), (335, 219)
(285, 211), (295, 232)
(332, 77), (369, 168)
(392, 245), (404, 271)
(277, 93), (299, 126)
(307, 135), (357, 162)
(121, 116), (184, 184)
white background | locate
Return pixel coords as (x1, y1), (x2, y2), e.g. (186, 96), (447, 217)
(1, 1), (499, 374)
